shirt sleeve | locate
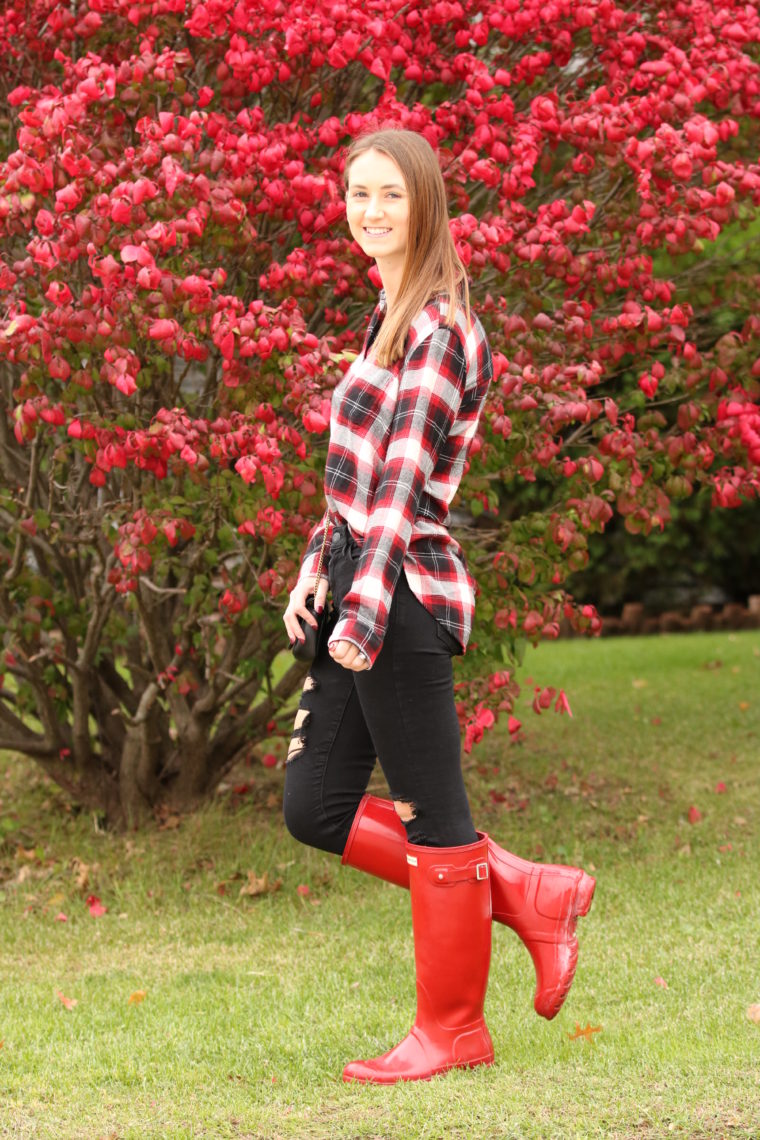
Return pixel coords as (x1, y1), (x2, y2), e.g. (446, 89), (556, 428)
(329, 324), (467, 666)
(297, 512), (330, 585)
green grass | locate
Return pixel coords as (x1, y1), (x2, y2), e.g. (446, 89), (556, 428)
(1, 630), (759, 1139)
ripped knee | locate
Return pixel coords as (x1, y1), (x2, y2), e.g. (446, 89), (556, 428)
(287, 674), (318, 763)
(393, 798), (417, 823)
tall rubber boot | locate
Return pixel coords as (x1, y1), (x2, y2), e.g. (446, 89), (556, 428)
(342, 794), (595, 1021)
(342, 834), (494, 1084)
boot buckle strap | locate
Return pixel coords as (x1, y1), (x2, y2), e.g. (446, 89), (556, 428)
(427, 859), (489, 885)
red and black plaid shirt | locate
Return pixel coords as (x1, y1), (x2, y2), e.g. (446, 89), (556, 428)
(299, 291), (493, 668)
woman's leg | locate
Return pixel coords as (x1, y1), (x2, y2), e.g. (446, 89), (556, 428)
(333, 568), (492, 1083)
(282, 637), (377, 855)
(352, 570), (477, 849)
(284, 526), (475, 855)
(283, 526), (380, 855)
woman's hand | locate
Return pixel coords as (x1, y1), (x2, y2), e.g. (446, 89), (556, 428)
(328, 640), (370, 672)
(283, 575), (329, 647)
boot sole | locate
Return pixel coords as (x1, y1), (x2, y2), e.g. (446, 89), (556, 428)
(535, 871), (596, 1020)
(343, 1054), (494, 1084)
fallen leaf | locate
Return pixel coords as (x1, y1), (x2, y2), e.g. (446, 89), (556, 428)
(687, 805), (703, 824)
(718, 843), (733, 853)
(714, 782), (727, 794)
(654, 976), (668, 989)
(242, 870), (272, 898)
(54, 912), (68, 922)
(56, 990), (77, 1010)
(158, 812), (181, 831)
(239, 871), (282, 898)
(567, 1022), (602, 1042)
(296, 884), (311, 898)
(86, 894), (107, 917)
(632, 678), (648, 688)
(128, 990), (146, 1005)
(70, 857), (91, 892)
(738, 701), (750, 712)
(747, 1004), (760, 1025)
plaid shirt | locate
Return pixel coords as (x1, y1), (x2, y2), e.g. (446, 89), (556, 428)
(298, 291), (493, 668)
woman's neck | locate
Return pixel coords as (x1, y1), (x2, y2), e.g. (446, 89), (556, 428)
(376, 259), (403, 313)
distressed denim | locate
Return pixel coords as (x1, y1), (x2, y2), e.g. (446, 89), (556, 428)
(283, 524), (477, 852)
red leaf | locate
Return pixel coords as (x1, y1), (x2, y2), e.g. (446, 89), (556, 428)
(86, 894), (107, 917)
(687, 806), (703, 825)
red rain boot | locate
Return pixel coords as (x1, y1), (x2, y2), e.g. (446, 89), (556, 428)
(342, 834), (494, 1083)
(342, 794), (595, 1021)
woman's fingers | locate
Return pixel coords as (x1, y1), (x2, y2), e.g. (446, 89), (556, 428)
(283, 577), (320, 644)
(328, 640), (369, 671)
(314, 577), (329, 613)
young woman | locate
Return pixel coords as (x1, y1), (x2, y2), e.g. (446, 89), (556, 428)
(282, 128), (595, 1084)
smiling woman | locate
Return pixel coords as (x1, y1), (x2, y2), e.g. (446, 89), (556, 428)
(280, 128), (595, 1086)
(345, 152), (410, 301)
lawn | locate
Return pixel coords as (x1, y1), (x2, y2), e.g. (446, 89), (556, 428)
(0, 631), (758, 1139)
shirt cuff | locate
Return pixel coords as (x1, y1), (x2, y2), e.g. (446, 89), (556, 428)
(297, 550), (323, 585)
(328, 615), (380, 668)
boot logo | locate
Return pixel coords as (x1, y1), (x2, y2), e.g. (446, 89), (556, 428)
(406, 854), (418, 866)
(476, 862), (488, 880)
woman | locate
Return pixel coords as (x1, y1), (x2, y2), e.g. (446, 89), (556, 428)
(282, 128), (595, 1084)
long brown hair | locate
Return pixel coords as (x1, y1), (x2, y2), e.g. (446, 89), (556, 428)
(344, 129), (470, 367)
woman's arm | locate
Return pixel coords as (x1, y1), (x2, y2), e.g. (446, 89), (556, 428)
(329, 324), (467, 667)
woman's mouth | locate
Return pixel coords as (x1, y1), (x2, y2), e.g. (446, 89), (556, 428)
(364, 227), (391, 236)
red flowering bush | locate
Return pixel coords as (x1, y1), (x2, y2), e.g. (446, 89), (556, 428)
(1, 0), (759, 822)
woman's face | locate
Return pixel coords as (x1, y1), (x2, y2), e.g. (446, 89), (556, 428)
(345, 148), (410, 270)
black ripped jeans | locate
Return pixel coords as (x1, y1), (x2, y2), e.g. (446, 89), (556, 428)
(283, 524), (477, 853)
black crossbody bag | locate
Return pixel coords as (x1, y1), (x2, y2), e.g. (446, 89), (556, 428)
(291, 517), (331, 663)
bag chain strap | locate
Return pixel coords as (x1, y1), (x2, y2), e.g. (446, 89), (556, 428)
(313, 515), (332, 589)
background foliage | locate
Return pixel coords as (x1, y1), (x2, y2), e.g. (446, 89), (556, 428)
(1, 0), (759, 823)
